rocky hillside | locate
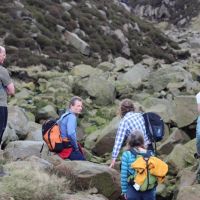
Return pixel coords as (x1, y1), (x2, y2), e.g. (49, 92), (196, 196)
(127, 0), (200, 26)
(0, 0), (180, 71)
(1, 1), (200, 200)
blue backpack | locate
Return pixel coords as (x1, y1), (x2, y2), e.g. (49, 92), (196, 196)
(143, 112), (165, 153)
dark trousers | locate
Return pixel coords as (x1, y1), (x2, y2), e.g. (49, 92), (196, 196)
(0, 106), (8, 145)
(69, 150), (85, 160)
(126, 185), (156, 200)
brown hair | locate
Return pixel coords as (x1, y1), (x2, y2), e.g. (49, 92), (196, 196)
(69, 96), (83, 108)
(126, 130), (145, 150)
(119, 99), (135, 118)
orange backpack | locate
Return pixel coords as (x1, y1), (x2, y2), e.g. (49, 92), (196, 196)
(42, 113), (70, 153)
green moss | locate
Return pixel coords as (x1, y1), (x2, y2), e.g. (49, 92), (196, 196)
(84, 125), (98, 135)
(89, 116), (107, 126)
(96, 106), (116, 120)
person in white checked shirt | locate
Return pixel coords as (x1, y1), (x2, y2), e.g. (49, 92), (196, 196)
(109, 99), (152, 168)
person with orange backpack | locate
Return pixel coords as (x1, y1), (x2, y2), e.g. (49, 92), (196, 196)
(57, 96), (85, 160)
(42, 96), (85, 160)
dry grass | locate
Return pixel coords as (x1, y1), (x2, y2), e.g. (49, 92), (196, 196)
(0, 161), (68, 200)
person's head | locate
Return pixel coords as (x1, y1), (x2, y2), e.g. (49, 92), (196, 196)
(119, 99), (135, 118)
(0, 46), (6, 64)
(127, 130), (145, 149)
(69, 96), (83, 115)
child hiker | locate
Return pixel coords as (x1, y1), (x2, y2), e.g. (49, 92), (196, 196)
(120, 130), (168, 200)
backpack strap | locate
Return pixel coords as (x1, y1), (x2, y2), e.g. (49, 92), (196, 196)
(40, 143), (44, 154)
(58, 112), (71, 123)
(143, 113), (157, 155)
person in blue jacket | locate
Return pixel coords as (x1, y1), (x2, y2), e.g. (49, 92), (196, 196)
(121, 130), (155, 200)
(58, 96), (85, 160)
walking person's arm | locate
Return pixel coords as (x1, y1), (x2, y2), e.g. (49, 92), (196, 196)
(0, 67), (15, 96)
(6, 82), (15, 95)
(121, 152), (129, 199)
(66, 114), (79, 151)
(110, 120), (127, 168)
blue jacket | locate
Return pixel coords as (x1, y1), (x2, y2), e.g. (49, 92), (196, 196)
(121, 150), (136, 194)
(57, 110), (78, 150)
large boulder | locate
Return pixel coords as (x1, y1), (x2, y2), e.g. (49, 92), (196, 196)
(25, 121), (42, 141)
(172, 96), (197, 127)
(166, 139), (196, 175)
(1, 125), (18, 148)
(176, 184), (200, 200)
(73, 75), (116, 106)
(62, 192), (108, 200)
(117, 63), (150, 88)
(148, 65), (193, 93)
(141, 97), (175, 123)
(157, 128), (190, 155)
(178, 167), (197, 190)
(113, 57), (134, 71)
(142, 95), (198, 127)
(3, 141), (45, 161)
(85, 117), (120, 156)
(54, 160), (121, 200)
(166, 144), (189, 175)
(71, 64), (103, 77)
(36, 104), (58, 120)
(64, 31), (90, 55)
(7, 106), (30, 139)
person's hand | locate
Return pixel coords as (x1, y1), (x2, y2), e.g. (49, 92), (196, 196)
(109, 159), (116, 168)
(123, 194), (127, 200)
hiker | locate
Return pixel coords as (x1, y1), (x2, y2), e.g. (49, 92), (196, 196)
(121, 131), (155, 200)
(57, 96), (85, 160)
(110, 99), (152, 168)
(0, 46), (15, 149)
(121, 131), (168, 200)
(195, 92), (200, 158)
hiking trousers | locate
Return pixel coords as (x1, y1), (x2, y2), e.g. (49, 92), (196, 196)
(69, 150), (85, 160)
(126, 185), (156, 200)
(0, 106), (8, 145)
(196, 116), (200, 155)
